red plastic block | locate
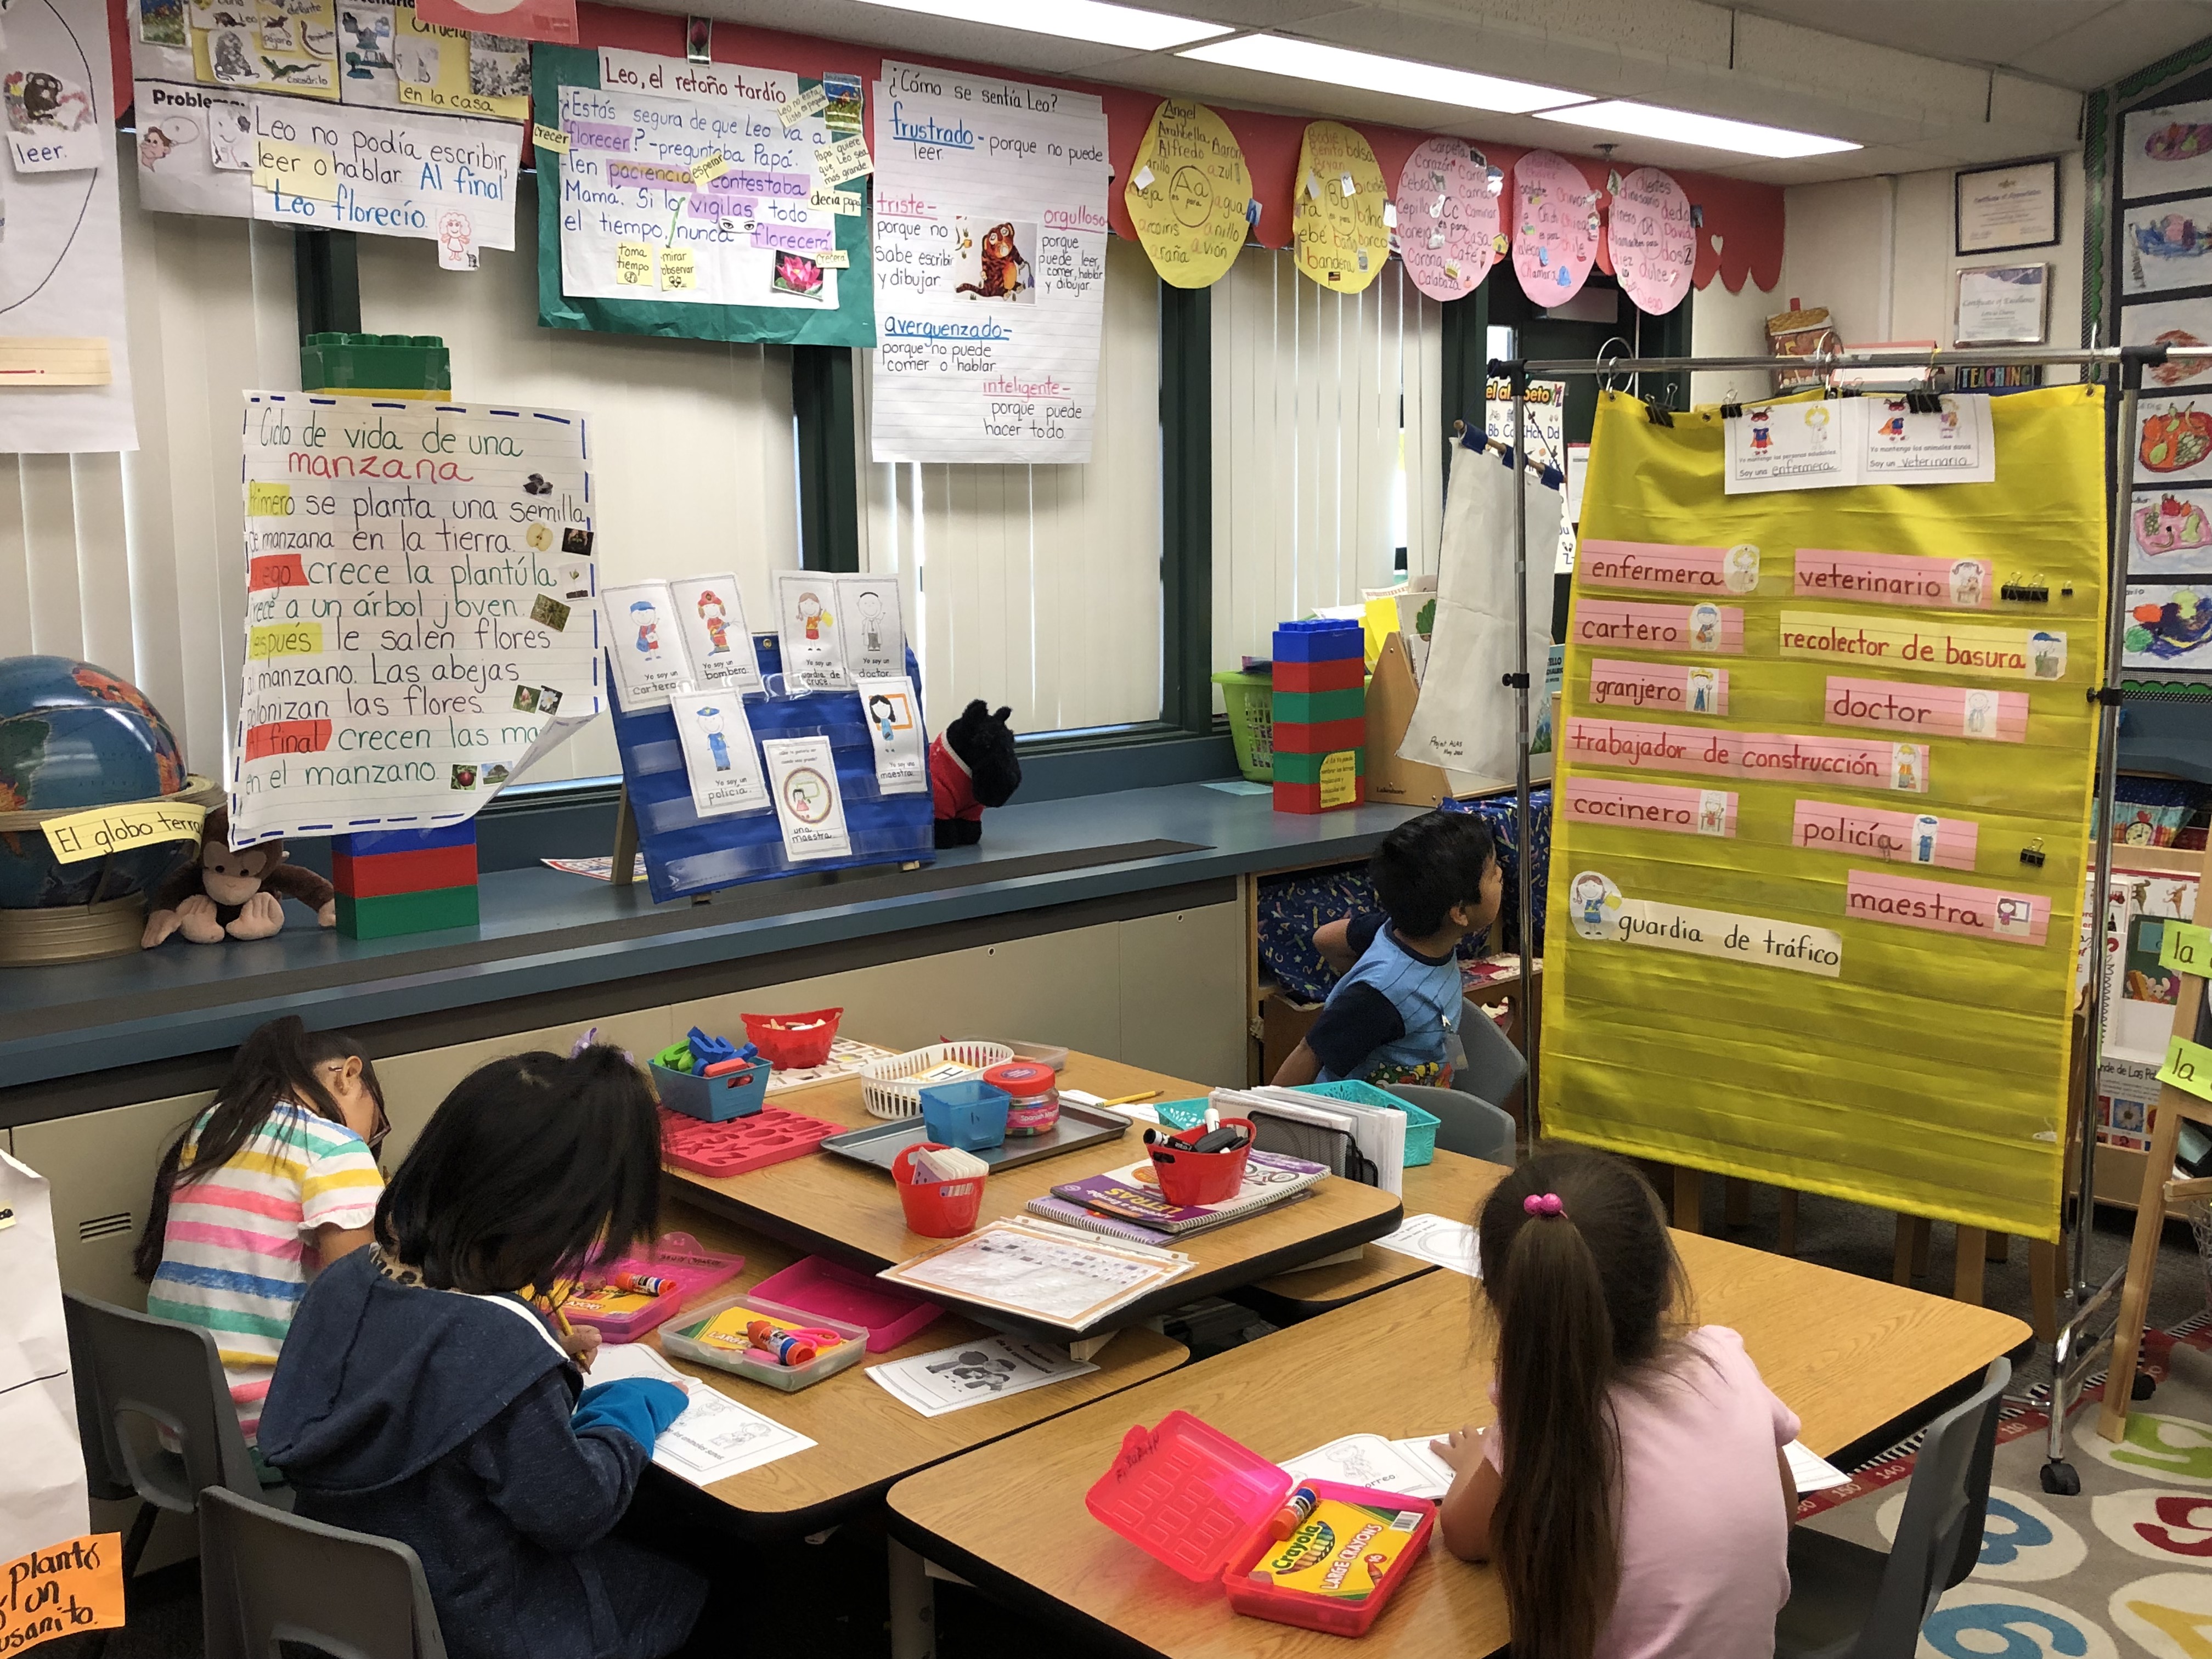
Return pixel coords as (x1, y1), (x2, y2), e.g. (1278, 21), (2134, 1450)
(331, 843), (478, 897)
(1271, 657), (1365, 694)
(658, 1106), (843, 1178)
(1272, 778), (1364, 814)
(1269, 716), (1367, 755)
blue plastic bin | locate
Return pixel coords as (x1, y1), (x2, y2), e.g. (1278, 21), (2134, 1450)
(917, 1079), (1011, 1152)
(652, 1059), (769, 1122)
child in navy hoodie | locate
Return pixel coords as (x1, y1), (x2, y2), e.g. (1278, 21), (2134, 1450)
(261, 1045), (704, 1659)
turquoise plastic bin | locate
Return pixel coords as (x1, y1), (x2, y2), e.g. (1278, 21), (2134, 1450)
(1153, 1082), (1437, 1167)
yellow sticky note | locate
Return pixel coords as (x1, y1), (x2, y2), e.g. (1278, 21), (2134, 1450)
(1318, 750), (1358, 808)
(615, 241), (653, 287)
(808, 186), (862, 215)
(248, 622), (324, 659)
(247, 482), (292, 517)
(2161, 921), (2212, 978)
(42, 802), (207, 865)
(816, 247), (850, 269)
(659, 247), (696, 291)
(532, 122), (569, 153)
(690, 151), (727, 185)
(253, 139), (337, 202)
(815, 134), (872, 186)
(2162, 1036), (2212, 1104)
(778, 83), (828, 127)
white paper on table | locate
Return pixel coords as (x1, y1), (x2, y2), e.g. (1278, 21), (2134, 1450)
(774, 570), (851, 691)
(880, 1218), (1191, 1330)
(585, 1342), (815, 1486)
(761, 733), (853, 860)
(866, 1335), (1098, 1418)
(836, 573), (906, 681)
(668, 574), (765, 693)
(1784, 1440), (1851, 1493)
(668, 690), (770, 817)
(1280, 1432), (1454, 1500)
(854, 674), (928, 794)
(601, 580), (695, 712)
(1371, 1212), (1481, 1278)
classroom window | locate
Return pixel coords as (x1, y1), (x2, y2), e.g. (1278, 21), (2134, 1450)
(855, 235), (1165, 740)
(357, 176), (802, 787)
(1210, 246), (1443, 693)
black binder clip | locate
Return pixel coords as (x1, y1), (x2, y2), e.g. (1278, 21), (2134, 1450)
(2020, 838), (2047, 869)
(1719, 402), (1742, 420)
(1645, 400), (1674, 427)
(1905, 390), (1944, 415)
(2000, 572), (2050, 603)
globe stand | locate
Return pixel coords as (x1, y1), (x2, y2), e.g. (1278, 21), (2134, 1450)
(0, 894), (146, 964)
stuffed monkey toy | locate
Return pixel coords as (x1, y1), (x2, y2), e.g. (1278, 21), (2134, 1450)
(929, 700), (1022, 849)
(142, 807), (336, 947)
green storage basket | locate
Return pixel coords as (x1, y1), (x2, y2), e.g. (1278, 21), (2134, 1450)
(1151, 1082), (1438, 1167)
(1211, 670), (1273, 782)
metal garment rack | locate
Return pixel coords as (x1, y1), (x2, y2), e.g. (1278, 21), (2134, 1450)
(1489, 341), (2211, 1493)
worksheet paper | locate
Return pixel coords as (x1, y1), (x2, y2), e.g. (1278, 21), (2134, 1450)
(230, 393), (602, 845)
(1282, 1434), (1455, 1501)
(879, 1218), (1190, 1329)
(854, 674), (928, 794)
(668, 573), (764, 692)
(1785, 1441), (1850, 1493)
(868, 60), (1110, 464)
(555, 68), (848, 308)
(866, 1336), (1097, 1417)
(668, 689), (769, 816)
(761, 734), (852, 860)
(600, 579), (694, 710)
(1370, 1212), (1481, 1278)
(586, 1341), (814, 1485)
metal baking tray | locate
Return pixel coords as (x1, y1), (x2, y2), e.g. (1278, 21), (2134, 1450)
(821, 1101), (1131, 1174)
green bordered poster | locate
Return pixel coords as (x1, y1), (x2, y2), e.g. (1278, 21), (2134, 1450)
(534, 45), (874, 346)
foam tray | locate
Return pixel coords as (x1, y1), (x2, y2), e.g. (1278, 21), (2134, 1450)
(659, 1105), (844, 1178)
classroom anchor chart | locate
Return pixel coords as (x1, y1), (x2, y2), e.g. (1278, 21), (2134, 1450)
(228, 393), (603, 846)
(868, 60), (1110, 464)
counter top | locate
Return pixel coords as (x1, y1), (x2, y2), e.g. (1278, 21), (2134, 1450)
(1, 782), (1420, 1092)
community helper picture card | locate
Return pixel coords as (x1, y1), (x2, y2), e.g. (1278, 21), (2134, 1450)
(762, 733), (852, 859)
(855, 674), (927, 794)
(669, 573), (764, 693)
(601, 580), (695, 710)
(668, 690), (770, 816)
(774, 570), (850, 691)
(836, 572), (905, 680)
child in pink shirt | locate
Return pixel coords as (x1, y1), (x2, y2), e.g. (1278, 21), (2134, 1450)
(1432, 1149), (1799, 1659)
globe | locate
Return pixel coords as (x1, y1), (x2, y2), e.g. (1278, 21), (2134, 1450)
(0, 656), (197, 910)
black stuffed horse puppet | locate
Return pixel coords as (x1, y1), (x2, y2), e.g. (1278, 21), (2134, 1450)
(929, 700), (1022, 848)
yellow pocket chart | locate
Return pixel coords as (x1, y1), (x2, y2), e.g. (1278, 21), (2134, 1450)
(1543, 385), (2109, 1240)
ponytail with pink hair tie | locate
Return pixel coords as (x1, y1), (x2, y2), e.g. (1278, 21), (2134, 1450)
(1522, 1192), (1566, 1218)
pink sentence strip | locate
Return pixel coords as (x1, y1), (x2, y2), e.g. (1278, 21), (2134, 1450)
(1793, 800), (1978, 870)
(1823, 677), (2029, 742)
(1795, 549), (1995, 608)
(1846, 870), (2048, 946)
(1563, 778), (1737, 837)
(1565, 719), (1740, 778)
(1567, 719), (1929, 792)
(1572, 599), (1745, 654)
(1588, 659), (1730, 716)
(1579, 540), (1749, 594)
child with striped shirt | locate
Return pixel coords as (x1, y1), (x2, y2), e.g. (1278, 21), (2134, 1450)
(136, 1016), (386, 1454)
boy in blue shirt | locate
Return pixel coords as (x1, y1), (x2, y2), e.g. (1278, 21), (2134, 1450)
(1275, 811), (1502, 1088)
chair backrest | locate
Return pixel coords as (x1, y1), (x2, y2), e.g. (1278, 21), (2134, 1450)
(1852, 1357), (2011, 1658)
(1388, 1085), (1517, 1166)
(1457, 1000), (1530, 1108)
(63, 1291), (264, 1513)
(201, 1486), (448, 1659)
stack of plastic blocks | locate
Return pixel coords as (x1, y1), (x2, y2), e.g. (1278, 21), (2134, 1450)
(1271, 619), (1365, 814)
(330, 823), (479, 939)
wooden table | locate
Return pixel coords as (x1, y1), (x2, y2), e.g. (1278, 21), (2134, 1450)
(1236, 1150), (1510, 1320)
(639, 1197), (1188, 1540)
(668, 1052), (1405, 1346)
(885, 1227), (2030, 1659)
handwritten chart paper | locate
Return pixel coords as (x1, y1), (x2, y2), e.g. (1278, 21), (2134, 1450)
(1395, 137), (1499, 302)
(1609, 167), (1694, 315)
(1122, 98), (1250, 289)
(1511, 148), (1598, 307)
(229, 393), (602, 845)
(868, 60), (1110, 463)
(1290, 120), (1386, 295)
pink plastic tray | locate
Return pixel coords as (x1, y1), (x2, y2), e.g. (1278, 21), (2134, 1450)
(561, 1232), (743, 1341)
(751, 1255), (943, 1353)
(659, 1105), (843, 1178)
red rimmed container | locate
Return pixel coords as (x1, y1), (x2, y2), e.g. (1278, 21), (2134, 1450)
(1146, 1118), (1255, 1206)
(741, 1007), (843, 1068)
(984, 1060), (1060, 1137)
(892, 1141), (987, 1238)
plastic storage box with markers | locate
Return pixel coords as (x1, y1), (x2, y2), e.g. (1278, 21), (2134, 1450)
(658, 1291), (871, 1391)
(556, 1234), (744, 1341)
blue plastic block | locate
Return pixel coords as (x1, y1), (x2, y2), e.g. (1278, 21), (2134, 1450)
(336, 821), (478, 856)
(1271, 618), (1366, 662)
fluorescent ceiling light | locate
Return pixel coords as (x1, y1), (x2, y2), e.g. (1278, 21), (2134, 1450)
(1178, 33), (1585, 116)
(849, 0), (1231, 52)
(1534, 99), (1858, 159)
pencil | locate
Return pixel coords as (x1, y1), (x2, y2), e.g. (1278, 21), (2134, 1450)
(1099, 1090), (1161, 1107)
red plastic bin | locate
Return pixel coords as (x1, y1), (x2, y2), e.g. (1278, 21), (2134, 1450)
(658, 1106), (842, 1177)
(892, 1142), (986, 1238)
(1147, 1119), (1254, 1206)
(742, 1008), (843, 1068)
(558, 1232), (744, 1341)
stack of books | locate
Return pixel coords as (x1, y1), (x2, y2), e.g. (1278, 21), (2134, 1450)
(1026, 1149), (1331, 1245)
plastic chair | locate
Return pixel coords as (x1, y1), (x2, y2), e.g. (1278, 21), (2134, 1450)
(1456, 999), (1529, 1108)
(1388, 1085), (1517, 1167)
(1774, 1357), (2011, 1659)
(201, 1486), (448, 1659)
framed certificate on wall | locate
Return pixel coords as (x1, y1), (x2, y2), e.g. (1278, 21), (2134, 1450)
(1955, 263), (2050, 346)
(1956, 156), (2062, 255)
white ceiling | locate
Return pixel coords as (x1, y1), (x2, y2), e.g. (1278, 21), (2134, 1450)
(667, 0), (2212, 182)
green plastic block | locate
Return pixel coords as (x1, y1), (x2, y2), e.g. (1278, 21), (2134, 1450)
(1271, 686), (1366, 725)
(1271, 747), (1366, 785)
(336, 883), (479, 940)
(301, 332), (452, 396)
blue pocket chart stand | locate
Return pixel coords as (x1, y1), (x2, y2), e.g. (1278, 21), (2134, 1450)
(609, 634), (935, 903)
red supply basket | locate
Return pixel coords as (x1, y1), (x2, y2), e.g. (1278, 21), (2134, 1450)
(742, 1008), (844, 1068)
(1147, 1119), (1254, 1206)
(892, 1141), (986, 1238)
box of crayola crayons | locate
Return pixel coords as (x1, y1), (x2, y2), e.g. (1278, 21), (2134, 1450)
(1084, 1410), (1436, 1636)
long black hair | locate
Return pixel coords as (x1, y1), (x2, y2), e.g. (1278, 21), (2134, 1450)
(1479, 1148), (1685, 1659)
(374, 1045), (662, 1294)
(134, 1016), (384, 1281)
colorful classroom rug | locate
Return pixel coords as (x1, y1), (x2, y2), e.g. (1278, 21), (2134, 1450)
(1801, 1316), (2212, 1656)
